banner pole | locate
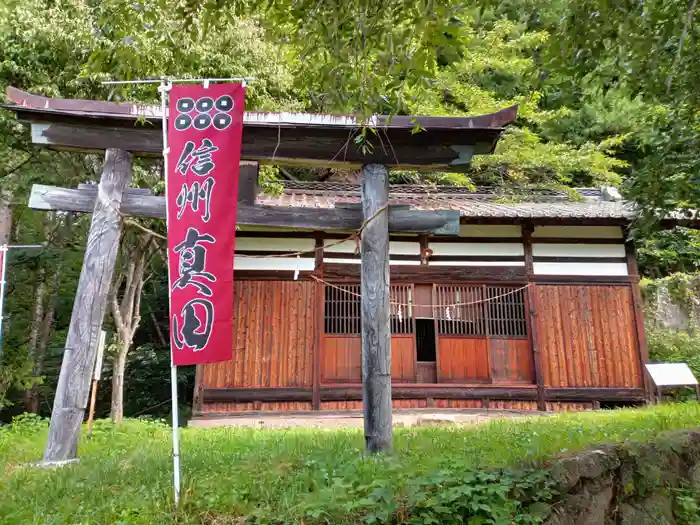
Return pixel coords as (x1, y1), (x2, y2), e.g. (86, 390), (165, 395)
(159, 78), (181, 506)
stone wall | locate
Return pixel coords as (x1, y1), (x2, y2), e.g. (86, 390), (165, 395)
(545, 429), (700, 524)
(643, 275), (700, 333)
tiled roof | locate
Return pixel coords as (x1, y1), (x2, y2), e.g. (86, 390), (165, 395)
(256, 182), (637, 220)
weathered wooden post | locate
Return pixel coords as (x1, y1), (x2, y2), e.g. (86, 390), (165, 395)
(361, 164), (392, 453)
(43, 149), (132, 462)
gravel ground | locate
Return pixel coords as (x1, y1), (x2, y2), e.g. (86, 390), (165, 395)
(189, 409), (550, 429)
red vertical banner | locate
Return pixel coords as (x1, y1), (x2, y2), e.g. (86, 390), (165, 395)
(166, 83), (245, 366)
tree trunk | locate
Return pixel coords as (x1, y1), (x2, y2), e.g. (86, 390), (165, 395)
(0, 191), (13, 246)
(25, 262), (62, 413)
(24, 272), (46, 412)
(108, 231), (155, 423)
(110, 343), (128, 423)
(28, 272), (46, 355)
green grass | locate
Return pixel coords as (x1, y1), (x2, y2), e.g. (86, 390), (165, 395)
(1, 403), (700, 524)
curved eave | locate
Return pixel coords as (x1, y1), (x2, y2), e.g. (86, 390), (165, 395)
(2, 87), (517, 169)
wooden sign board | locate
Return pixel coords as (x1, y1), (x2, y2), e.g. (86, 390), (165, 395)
(93, 330), (107, 381)
(645, 363), (698, 387)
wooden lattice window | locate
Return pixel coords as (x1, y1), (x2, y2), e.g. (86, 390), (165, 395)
(324, 284), (415, 335)
(325, 284), (360, 334)
(434, 285), (527, 338)
(390, 284), (414, 334)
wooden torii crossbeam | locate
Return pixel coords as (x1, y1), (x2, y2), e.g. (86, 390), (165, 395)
(3, 88), (516, 460)
(28, 178), (460, 235)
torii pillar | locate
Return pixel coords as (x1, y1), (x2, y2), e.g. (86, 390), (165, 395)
(361, 164), (392, 453)
(44, 149), (132, 463)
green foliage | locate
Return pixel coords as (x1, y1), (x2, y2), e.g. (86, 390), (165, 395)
(0, 412), (49, 436)
(0, 361), (37, 413)
(545, 0), (700, 226)
(643, 272), (700, 305)
(675, 485), (700, 525)
(646, 328), (700, 400)
(2, 404), (700, 523)
(642, 274), (700, 401)
(637, 229), (700, 277)
(395, 468), (555, 525)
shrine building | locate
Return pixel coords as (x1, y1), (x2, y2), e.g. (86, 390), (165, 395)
(198, 182), (655, 414)
(4, 86), (697, 420)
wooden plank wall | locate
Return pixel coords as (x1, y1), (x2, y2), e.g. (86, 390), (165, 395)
(203, 402), (313, 412)
(536, 285), (642, 388)
(391, 335), (416, 382)
(322, 336), (362, 383)
(490, 339), (534, 383)
(437, 338), (490, 383)
(209, 399), (591, 413)
(322, 335), (416, 383)
(201, 281), (316, 389)
(321, 399), (484, 410)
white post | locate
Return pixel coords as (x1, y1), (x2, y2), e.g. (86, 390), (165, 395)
(0, 244), (8, 358)
(86, 330), (107, 437)
(159, 78), (181, 506)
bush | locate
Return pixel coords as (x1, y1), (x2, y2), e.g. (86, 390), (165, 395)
(647, 327), (700, 399)
(7, 412), (49, 435)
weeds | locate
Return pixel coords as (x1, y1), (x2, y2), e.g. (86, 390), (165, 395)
(1, 404), (700, 524)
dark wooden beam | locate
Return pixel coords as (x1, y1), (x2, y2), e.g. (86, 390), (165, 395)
(626, 241), (651, 401)
(312, 233), (324, 411)
(323, 264), (527, 282)
(201, 386), (646, 404)
(531, 238), (624, 245)
(544, 388), (646, 402)
(523, 224), (546, 411)
(530, 275), (633, 284)
(28, 184), (460, 235)
(43, 149), (132, 462)
(4, 88), (516, 169)
(532, 256), (627, 264)
(237, 162), (259, 206)
(322, 386), (539, 401)
(361, 164), (392, 453)
(202, 386), (541, 403)
(24, 120), (501, 170)
(233, 270), (315, 281)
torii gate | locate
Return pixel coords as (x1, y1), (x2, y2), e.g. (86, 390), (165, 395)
(3, 87), (517, 461)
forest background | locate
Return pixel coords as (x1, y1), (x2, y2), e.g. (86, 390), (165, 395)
(1, 0), (699, 422)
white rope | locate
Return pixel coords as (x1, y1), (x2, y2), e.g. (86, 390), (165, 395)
(310, 274), (530, 309)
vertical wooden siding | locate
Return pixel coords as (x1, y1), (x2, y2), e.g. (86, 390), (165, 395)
(437, 338), (490, 383)
(320, 400), (484, 410)
(433, 399), (483, 409)
(322, 336), (362, 383)
(322, 335), (416, 383)
(490, 339), (534, 383)
(536, 285), (642, 388)
(391, 335), (417, 382)
(203, 402), (313, 413)
(201, 281), (316, 389)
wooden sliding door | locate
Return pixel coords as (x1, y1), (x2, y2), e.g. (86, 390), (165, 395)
(434, 284), (533, 384)
(322, 283), (417, 384)
(389, 285), (416, 382)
